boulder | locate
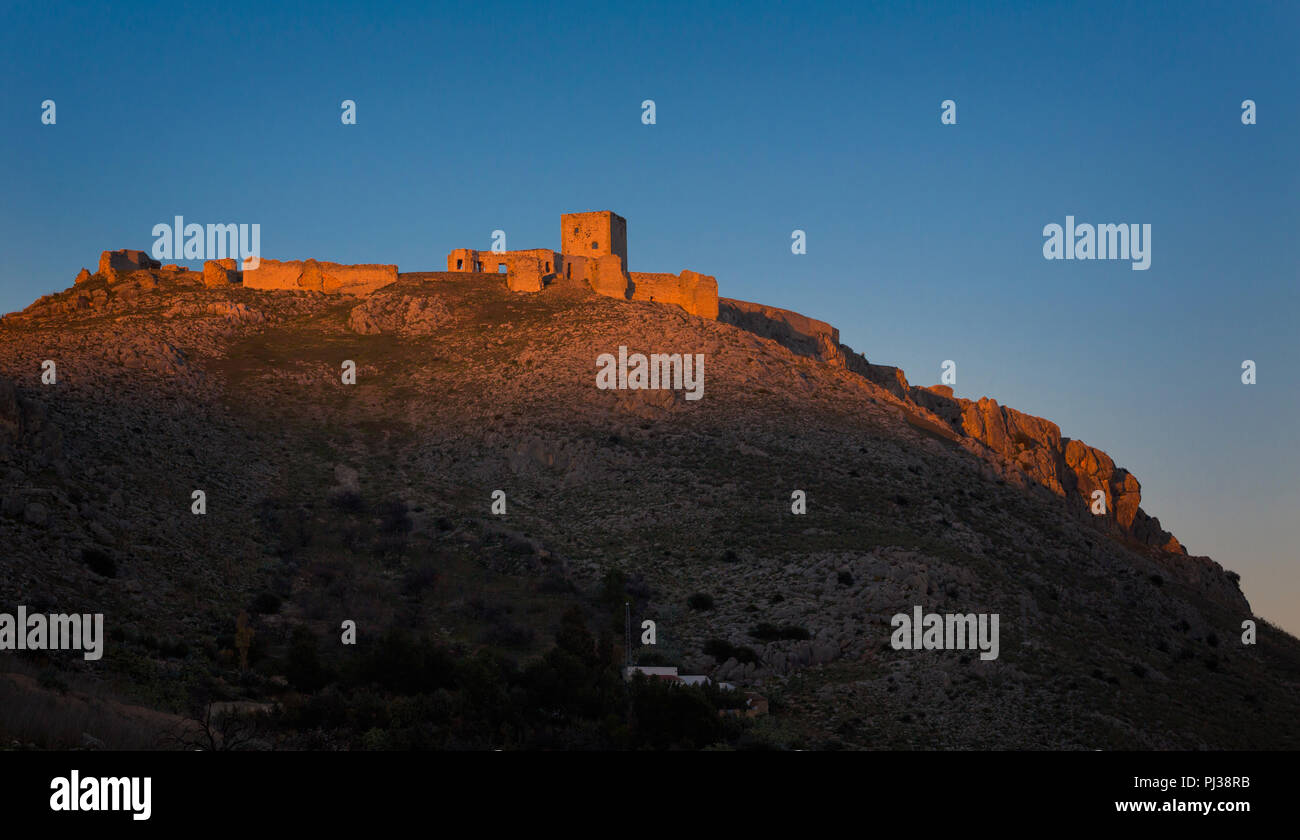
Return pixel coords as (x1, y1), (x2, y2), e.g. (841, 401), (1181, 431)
(74, 268), (92, 285)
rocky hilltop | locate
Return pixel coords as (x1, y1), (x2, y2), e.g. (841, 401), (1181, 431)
(0, 251), (1296, 750)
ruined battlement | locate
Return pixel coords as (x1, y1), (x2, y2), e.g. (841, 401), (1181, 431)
(445, 211), (718, 319)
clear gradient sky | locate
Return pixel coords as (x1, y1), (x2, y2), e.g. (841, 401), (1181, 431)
(2, 1), (1297, 632)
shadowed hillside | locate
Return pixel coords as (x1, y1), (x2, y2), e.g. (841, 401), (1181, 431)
(1, 263), (1297, 750)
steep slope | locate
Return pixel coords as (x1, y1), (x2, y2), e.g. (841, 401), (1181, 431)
(1, 265), (1297, 749)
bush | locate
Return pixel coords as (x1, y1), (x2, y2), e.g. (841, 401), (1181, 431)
(401, 563), (439, 596)
(536, 573), (575, 594)
(81, 547), (116, 578)
(285, 626), (329, 692)
(599, 570), (627, 609)
(329, 490), (363, 512)
(250, 591), (282, 615)
(749, 623), (810, 642)
(703, 639), (759, 664)
(687, 593), (715, 611)
(377, 498), (412, 535)
(482, 616), (535, 649)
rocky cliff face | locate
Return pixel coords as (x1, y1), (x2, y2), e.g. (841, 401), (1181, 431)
(719, 297), (1191, 560)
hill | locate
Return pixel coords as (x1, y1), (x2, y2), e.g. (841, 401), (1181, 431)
(1, 261), (1297, 750)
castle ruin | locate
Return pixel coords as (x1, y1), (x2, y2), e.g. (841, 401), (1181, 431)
(447, 211), (719, 319)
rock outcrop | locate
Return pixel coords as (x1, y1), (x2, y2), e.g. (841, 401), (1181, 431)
(721, 298), (1186, 556)
(908, 387), (1184, 554)
(347, 291), (453, 335)
(718, 298), (839, 360)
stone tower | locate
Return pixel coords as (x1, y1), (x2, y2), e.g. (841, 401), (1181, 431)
(561, 211), (627, 270)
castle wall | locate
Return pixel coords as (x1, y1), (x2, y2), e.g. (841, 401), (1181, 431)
(447, 249), (483, 272)
(632, 270), (718, 319)
(587, 254), (631, 299)
(244, 258), (397, 296)
(98, 249), (160, 274)
(202, 259), (241, 287)
(445, 248), (558, 292)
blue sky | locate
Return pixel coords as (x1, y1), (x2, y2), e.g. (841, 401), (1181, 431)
(2, 0), (1297, 632)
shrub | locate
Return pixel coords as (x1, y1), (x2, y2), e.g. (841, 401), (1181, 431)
(329, 490), (363, 512)
(401, 563), (439, 596)
(536, 573), (575, 594)
(81, 547), (116, 578)
(377, 498), (412, 535)
(687, 593), (715, 611)
(482, 616), (535, 648)
(702, 639), (759, 664)
(599, 570), (627, 609)
(749, 623), (810, 642)
(250, 591), (282, 615)
(285, 626), (329, 692)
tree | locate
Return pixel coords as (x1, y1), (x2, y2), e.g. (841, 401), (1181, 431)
(235, 612), (254, 673)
